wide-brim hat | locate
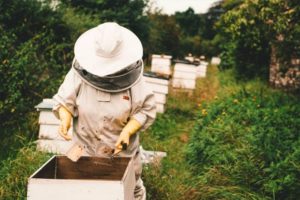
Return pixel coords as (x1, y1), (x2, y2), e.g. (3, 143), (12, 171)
(74, 22), (143, 77)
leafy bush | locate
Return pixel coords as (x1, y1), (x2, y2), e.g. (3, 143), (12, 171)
(187, 87), (300, 199)
(0, 0), (73, 129)
(218, 0), (300, 80)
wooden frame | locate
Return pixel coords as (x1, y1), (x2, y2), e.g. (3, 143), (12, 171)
(27, 156), (136, 200)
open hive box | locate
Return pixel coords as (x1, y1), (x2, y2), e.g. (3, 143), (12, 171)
(27, 156), (136, 200)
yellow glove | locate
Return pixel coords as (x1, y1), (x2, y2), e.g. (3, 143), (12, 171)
(58, 106), (72, 141)
(115, 118), (142, 150)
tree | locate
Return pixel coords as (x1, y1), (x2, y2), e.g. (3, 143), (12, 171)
(218, 0), (300, 80)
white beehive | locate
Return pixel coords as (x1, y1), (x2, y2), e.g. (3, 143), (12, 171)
(196, 61), (208, 78)
(172, 62), (197, 90)
(27, 156), (136, 200)
(144, 73), (170, 113)
(35, 99), (73, 154)
(211, 57), (221, 65)
(150, 54), (172, 76)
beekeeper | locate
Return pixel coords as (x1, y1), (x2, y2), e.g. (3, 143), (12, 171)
(52, 22), (156, 200)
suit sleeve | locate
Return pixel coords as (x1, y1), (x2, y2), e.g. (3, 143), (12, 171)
(52, 68), (82, 118)
(130, 77), (157, 131)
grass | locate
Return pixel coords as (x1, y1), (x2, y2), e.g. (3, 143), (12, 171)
(0, 64), (298, 200)
(141, 65), (220, 199)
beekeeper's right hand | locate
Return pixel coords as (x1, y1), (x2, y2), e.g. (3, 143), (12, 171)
(58, 106), (72, 141)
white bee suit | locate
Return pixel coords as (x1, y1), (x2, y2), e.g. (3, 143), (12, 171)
(53, 67), (156, 200)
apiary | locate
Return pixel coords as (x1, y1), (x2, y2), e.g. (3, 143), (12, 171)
(150, 54), (172, 76)
(172, 62), (197, 90)
(35, 98), (73, 154)
(27, 156), (136, 200)
(144, 72), (170, 113)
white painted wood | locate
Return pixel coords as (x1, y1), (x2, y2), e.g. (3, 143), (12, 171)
(27, 156), (135, 200)
(172, 78), (196, 89)
(28, 178), (124, 200)
(151, 54), (172, 75)
(38, 124), (73, 140)
(144, 76), (169, 86)
(35, 98), (56, 111)
(174, 63), (197, 73)
(200, 61), (209, 66)
(184, 56), (194, 63)
(211, 57), (221, 65)
(152, 54), (172, 59)
(196, 65), (207, 78)
(37, 139), (74, 154)
(173, 70), (196, 80)
(153, 92), (166, 104)
(146, 82), (169, 94)
(155, 103), (165, 113)
(39, 111), (60, 125)
(151, 66), (171, 75)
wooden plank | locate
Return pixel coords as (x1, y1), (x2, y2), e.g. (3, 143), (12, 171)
(196, 65), (207, 78)
(144, 76), (169, 86)
(27, 179), (124, 200)
(151, 55), (172, 75)
(174, 63), (197, 73)
(37, 139), (74, 154)
(151, 66), (171, 75)
(39, 111), (60, 125)
(146, 82), (169, 94)
(152, 54), (172, 59)
(35, 98), (56, 111)
(27, 156), (135, 200)
(55, 156), (128, 180)
(173, 70), (196, 80)
(39, 124), (73, 140)
(172, 78), (196, 89)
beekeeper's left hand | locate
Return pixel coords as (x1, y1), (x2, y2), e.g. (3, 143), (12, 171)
(115, 118), (141, 150)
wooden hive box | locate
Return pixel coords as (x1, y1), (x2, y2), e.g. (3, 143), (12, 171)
(150, 54), (172, 76)
(144, 72), (170, 113)
(35, 99), (73, 154)
(172, 62), (197, 90)
(27, 156), (136, 200)
(196, 62), (208, 78)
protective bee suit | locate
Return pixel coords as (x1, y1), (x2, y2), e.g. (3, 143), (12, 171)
(52, 22), (156, 200)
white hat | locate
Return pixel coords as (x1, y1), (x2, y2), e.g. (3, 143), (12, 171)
(74, 22), (143, 77)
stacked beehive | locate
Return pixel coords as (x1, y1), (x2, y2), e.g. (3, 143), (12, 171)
(150, 54), (172, 76)
(35, 98), (73, 154)
(143, 72), (169, 113)
(211, 57), (221, 65)
(196, 61), (208, 78)
(172, 61), (197, 90)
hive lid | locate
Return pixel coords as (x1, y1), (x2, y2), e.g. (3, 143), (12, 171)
(143, 72), (170, 80)
(173, 59), (198, 66)
(35, 98), (56, 110)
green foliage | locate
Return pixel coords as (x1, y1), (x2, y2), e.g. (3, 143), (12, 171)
(60, 0), (150, 47)
(147, 13), (180, 57)
(218, 0), (300, 79)
(0, 0), (73, 163)
(187, 84), (300, 199)
(0, 144), (51, 200)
